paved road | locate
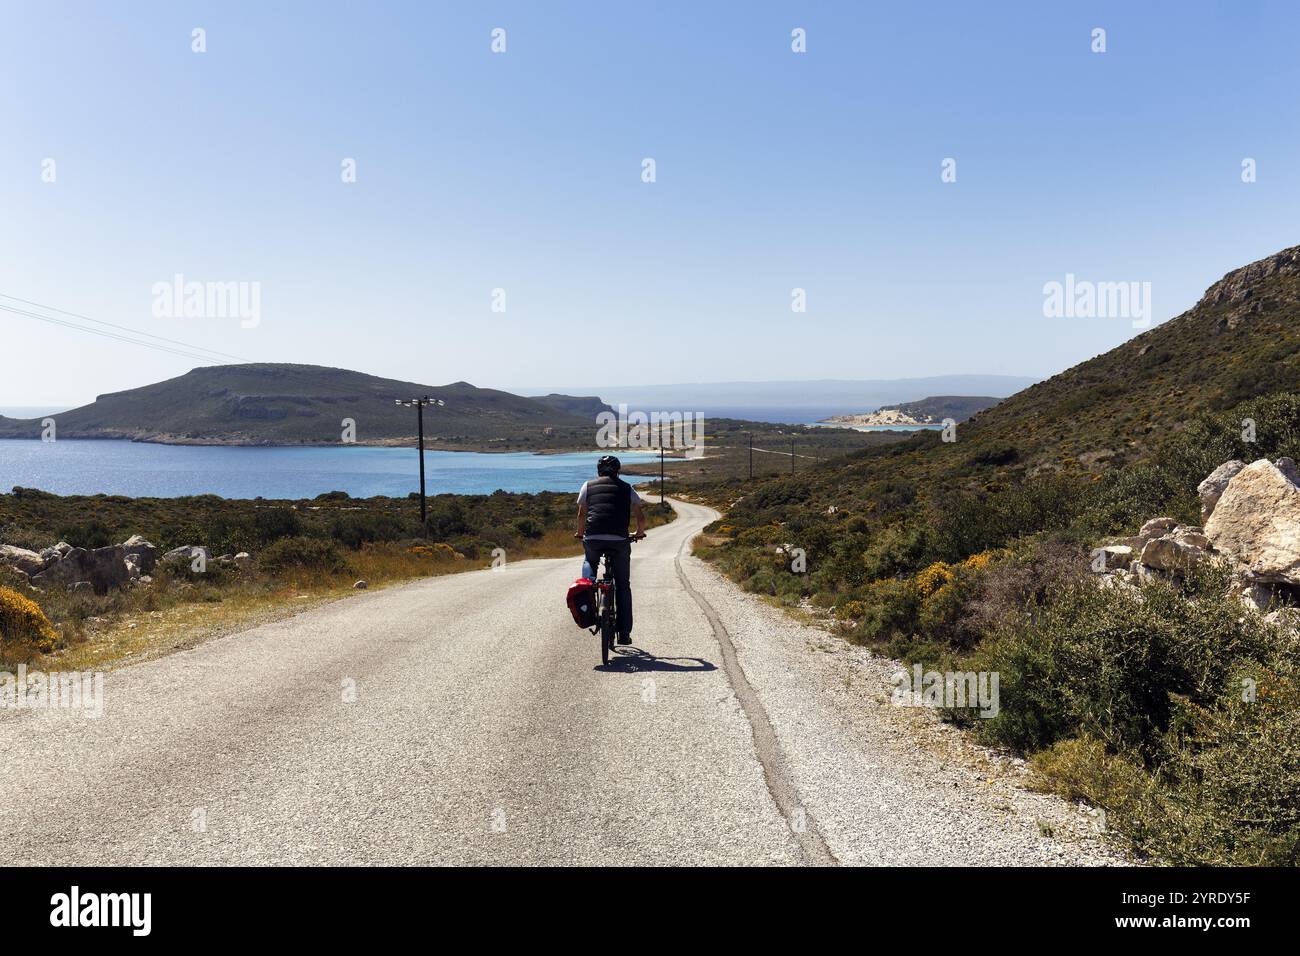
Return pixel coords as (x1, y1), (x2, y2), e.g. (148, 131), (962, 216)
(0, 499), (1120, 866)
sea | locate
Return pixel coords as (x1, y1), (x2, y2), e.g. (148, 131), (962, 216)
(0, 440), (661, 499)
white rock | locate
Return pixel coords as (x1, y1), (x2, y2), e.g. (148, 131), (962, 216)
(1139, 517), (1179, 538)
(1205, 458), (1300, 585)
(1140, 536), (1206, 572)
(1197, 460), (1246, 519)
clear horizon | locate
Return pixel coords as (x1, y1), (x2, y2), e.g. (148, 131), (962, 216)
(4, 2), (1298, 405)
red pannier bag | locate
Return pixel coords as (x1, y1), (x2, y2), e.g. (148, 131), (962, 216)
(566, 577), (597, 628)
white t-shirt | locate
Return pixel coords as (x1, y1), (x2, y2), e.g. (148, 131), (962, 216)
(577, 480), (641, 541)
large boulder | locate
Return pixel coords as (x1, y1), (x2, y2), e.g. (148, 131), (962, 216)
(160, 546), (210, 570)
(29, 545), (130, 595)
(1139, 517), (1179, 539)
(38, 541), (73, 564)
(1140, 536), (1206, 573)
(0, 544), (46, 576)
(121, 535), (157, 574)
(1205, 458), (1300, 585)
(1170, 525), (1209, 549)
(1094, 545), (1133, 570)
(1197, 460), (1246, 520)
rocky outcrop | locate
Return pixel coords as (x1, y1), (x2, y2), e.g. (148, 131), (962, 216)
(0, 544), (46, 576)
(1198, 245), (1300, 332)
(1204, 459), (1300, 585)
(1093, 457), (1300, 616)
(4, 533), (237, 593)
(1197, 460), (1245, 520)
(160, 546), (211, 567)
(121, 535), (157, 574)
(30, 545), (130, 595)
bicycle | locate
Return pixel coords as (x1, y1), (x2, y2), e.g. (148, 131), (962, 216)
(590, 533), (643, 665)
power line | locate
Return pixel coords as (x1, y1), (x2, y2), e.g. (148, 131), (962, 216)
(0, 302), (235, 365)
(0, 292), (249, 362)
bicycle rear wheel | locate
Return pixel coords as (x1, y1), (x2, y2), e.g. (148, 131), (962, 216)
(598, 586), (614, 664)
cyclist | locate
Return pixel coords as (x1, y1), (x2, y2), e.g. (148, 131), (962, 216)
(574, 454), (645, 644)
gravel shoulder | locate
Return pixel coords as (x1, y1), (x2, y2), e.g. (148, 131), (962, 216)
(673, 499), (1129, 866)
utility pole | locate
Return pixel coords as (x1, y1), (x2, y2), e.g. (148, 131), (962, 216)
(659, 421), (665, 505)
(748, 432), (753, 480)
(791, 437), (795, 474)
(395, 396), (445, 528)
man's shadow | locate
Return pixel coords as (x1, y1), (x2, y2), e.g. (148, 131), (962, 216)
(595, 646), (717, 674)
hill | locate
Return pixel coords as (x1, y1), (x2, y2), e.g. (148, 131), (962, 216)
(699, 244), (1300, 865)
(735, 243), (1300, 503)
(892, 395), (1001, 423)
(0, 364), (601, 448)
(960, 245), (1300, 472)
(527, 393), (613, 419)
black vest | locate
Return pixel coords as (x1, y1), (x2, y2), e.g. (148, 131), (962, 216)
(584, 476), (631, 537)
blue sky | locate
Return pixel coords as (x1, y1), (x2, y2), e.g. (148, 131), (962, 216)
(2, 0), (1298, 406)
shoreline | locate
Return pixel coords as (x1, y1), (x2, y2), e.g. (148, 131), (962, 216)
(0, 434), (681, 456)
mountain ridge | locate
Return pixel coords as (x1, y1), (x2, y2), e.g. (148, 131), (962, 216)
(0, 363), (601, 448)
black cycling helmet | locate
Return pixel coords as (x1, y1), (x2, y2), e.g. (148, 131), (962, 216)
(596, 455), (621, 476)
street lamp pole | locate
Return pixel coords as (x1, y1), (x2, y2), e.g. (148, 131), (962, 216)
(396, 397), (445, 528)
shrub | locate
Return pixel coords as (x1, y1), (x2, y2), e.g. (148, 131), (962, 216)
(330, 512), (406, 549)
(976, 567), (1270, 761)
(511, 517), (544, 539)
(854, 578), (920, 645)
(56, 519), (113, 549)
(257, 537), (349, 575)
(0, 586), (58, 654)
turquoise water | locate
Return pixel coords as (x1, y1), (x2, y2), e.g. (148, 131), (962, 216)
(0, 440), (659, 499)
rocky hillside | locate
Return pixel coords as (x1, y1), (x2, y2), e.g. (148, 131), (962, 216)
(0, 364), (602, 447)
(960, 245), (1300, 473)
(699, 245), (1300, 865)
(729, 243), (1300, 514)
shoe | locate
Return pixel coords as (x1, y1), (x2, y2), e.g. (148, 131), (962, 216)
(617, 632), (632, 645)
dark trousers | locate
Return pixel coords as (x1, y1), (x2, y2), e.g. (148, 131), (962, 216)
(582, 539), (633, 637)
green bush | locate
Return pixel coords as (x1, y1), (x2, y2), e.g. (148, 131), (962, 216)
(511, 517), (544, 539)
(973, 566), (1300, 864)
(56, 519), (113, 549)
(257, 537), (350, 575)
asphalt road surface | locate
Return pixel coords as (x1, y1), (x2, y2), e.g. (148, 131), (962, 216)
(0, 498), (1120, 866)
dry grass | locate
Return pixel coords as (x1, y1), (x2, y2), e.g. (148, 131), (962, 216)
(14, 528), (606, 673)
(15, 512), (681, 676)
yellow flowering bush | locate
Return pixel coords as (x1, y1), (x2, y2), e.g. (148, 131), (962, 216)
(0, 586), (58, 654)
